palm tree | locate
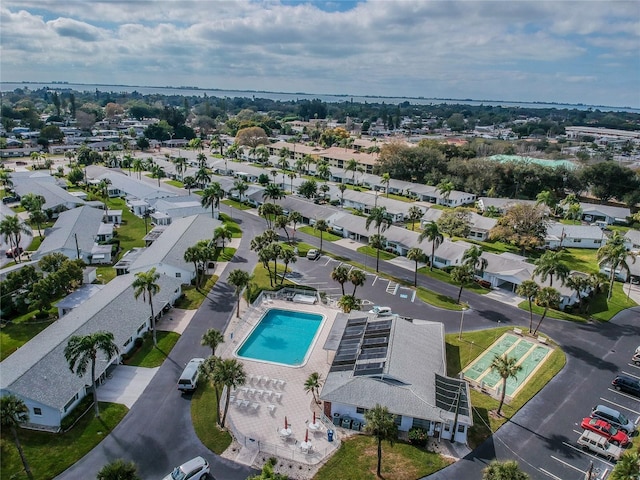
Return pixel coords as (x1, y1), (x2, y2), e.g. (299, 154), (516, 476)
(482, 460), (529, 480)
(97, 459), (141, 480)
(287, 171), (296, 194)
(349, 269), (367, 296)
(365, 207), (391, 273)
(288, 211), (303, 244)
(609, 451), (640, 480)
(215, 358), (246, 427)
(338, 183), (347, 205)
(418, 221), (443, 271)
(536, 190), (557, 215)
(255, 145), (270, 164)
(199, 356), (222, 422)
(64, 331), (119, 417)
(1, 395), (34, 480)
(490, 354), (523, 416)
(183, 175), (196, 194)
(29, 209), (47, 239)
(597, 231), (636, 300)
(369, 233), (387, 273)
(364, 404), (398, 478)
(263, 183), (284, 203)
(173, 156), (187, 181)
(316, 161), (331, 183)
(451, 264), (474, 304)
(533, 250), (569, 287)
(331, 265), (350, 295)
(462, 245), (488, 275)
(213, 224), (232, 249)
(132, 158), (144, 179)
(345, 158), (359, 185)
(201, 182), (224, 218)
(563, 203), (583, 223)
(314, 219), (329, 252)
(228, 269), (251, 318)
(516, 280), (540, 333)
(258, 202), (283, 230)
(436, 179), (455, 205)
(0, 215), (31, 264)
(337, 294), (361, 313)
(406, 247), (424, 287)
(381, 172), (391, 197)
(565, 275), (590, 312)
(194, 166), (211, 188)
(303, 372), (324, 405)
(132, 268), (161, 346)
(407, 205), (423, 231)
(201, 328), (224, 356)
(233, 179), (249, 204)
(532, 287), (561, 335)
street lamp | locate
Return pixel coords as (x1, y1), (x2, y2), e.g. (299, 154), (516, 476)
(458, 306), (468, 340)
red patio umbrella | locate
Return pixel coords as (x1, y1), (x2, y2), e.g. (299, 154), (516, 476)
(305, 429), (309, 443)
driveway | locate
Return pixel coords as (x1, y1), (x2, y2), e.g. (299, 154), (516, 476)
(97, 366), (159, 409)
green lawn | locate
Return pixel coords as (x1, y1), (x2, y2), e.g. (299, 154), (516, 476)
(191, 381), (232, 454)
(221, 199), (252, 211)
(415, 287), (465, 311)
(26, 235), (43, 251)
(0, 313), (56, 361)
(356, 246), (397, 261)
(218, 214), (243, 237)
(95, 266), (117, 284)
(417, 266), (490, 295)
(165, 179), (184, 188)
(212, 247), (236, 261)
(314, 434), (452, 480)
(445, 328), (566, 448)
(174, 275), (219, 310)
(123, 331), (180, 367)
(106, 197), (146, 255)
(298, 226), (342, 242)
(0, 402), (128, 480)
(560, 248), (599, 274)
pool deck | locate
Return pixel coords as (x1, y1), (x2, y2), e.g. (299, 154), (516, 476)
(218, 298), (344, 470)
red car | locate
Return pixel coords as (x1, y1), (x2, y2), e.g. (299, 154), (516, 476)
(5, 247), (23, 258)
(581, 417), (629, 446)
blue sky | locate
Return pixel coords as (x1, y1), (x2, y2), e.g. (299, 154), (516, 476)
(1, 0), (639, 108)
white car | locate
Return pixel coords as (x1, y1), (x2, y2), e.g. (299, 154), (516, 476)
(306, 249), (320, 260)
(368, 306), (392, 316)
(163, 456), (210, 480)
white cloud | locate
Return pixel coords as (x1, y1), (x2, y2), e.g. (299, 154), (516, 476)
(1, 1), (638, 107)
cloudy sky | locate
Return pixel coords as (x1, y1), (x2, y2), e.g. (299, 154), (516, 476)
(2, 0), (639, 108)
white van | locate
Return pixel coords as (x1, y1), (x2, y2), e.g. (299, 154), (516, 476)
(178, 358), (204, 392)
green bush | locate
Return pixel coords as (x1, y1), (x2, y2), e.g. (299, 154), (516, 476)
(60, 395), (93, 431)
(408, 427), (428, 447)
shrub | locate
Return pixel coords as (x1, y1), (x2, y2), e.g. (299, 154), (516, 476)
(134, 337), (144, 349)
(60, 395), (93, 431)
(408, 427), (428, 447)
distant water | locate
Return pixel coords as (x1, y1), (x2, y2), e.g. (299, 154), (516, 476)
(1, 81), (638, 113)
(488, 154), (577, 170)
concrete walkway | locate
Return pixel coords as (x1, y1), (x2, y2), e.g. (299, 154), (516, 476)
(156, 308), (196, 335)
(97, 365), (159, 409)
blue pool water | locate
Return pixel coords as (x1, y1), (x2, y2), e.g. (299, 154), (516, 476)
(237, 309), (323, 366)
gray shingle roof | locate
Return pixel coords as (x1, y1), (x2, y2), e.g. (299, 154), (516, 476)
(14, 181), (85, 210)
(35, 206), (106, 258)
(95, 169), (176, 201)
(579, 203), (630, 220)
(546, 222), (603, 240)
(1, 274), (182, 410)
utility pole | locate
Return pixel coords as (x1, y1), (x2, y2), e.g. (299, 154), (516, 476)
(74, 233), (80, 259)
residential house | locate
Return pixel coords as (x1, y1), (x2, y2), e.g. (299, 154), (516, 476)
(624, 229), (640, 252)
(13, 180), (85, 215)
(321, 315), (472, 443)
(544, 223), (606, 250)
(421, 209), (497, 241)
(476, 197), (538, 214)
(56, 284), (105, 318)
(32, 206), (115, 265)
(580, 203), (631, 225)
(431, 240), (474, 269)
(148, 196), (211, 225)
(0, 274), (182, 430)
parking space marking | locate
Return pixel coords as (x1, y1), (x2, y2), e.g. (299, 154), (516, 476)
(372, 275), (379, 286)
(561, 442), (615, 468)
(627, 363), (640, 370)
(600, 397), (640, 416)
(539, 468), (563, 479)
(322, 257), (332, 266)
(386, 281), (399, 295)
(550, 456), (587, 475)
(622, 370), (640, 379)
(411, 290), (416, 302)
(606, 388), (640, 402)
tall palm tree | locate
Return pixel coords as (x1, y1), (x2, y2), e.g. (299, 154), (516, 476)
(483, 460), (530, 480)
(418, 221), (443, 271)
(199, 356), (222, 422)
(173, 156), (187, 181)
(345, 158), (359, 185)
(29, 209), (47, 239)
(201, 182), (224, 218)
(214, 358), (246, 427)
(406, 247), (424, 287)
(516, 280), (540, 333)
(0, 215), (31, 264)
(490, 354), (523, 416)
(183, 175), (196, 194)
(369, 233), (387, 273)
(364, 404), (398, 478)
(365, 207), (391, 273)
(201, 328), (225, 356)
(532, 287), (561, 335)
(462, 245), (488, 275)
(262, 183), (285, 203)
(381, 172), (391, 197)
(64, 331), (119, 418)
(337, 294), (361, 313)
(1, 395), (34, 480)
(349, 269), (367, 296)
(564, 275), (590, 312)
(255, 145), (270, 164)
(563, 203), (583, 223)
(314, 219), (329, 252)
(132, 268), (161, 346)
(194, 166), (211, 188)
(288, 211), (303, 244)
(533, 250), (569, 287)
(213, 224), (232, 249)
(316, 161), (331, 183)
(331, 265), (350, 295)
(536, 190), (557, 215)
(407, 205), (423, 231)
(451, 264), (474, 304)
(436, 179), (455, 205)
(303, 372), (324, 405)
(597, 231), (636, 300)
(228, 269), (251, 318)
(233, 179), (249, 204)
(609, 451), (640, 480)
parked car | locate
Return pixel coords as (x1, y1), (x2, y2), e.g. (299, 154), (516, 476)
(580, 417), (629, 446)
(632, 351), (640, 366)
(2, 195), (19, 204)
(368, 306), (392, 316)
(162, 456), (210, 480)
(178, 358), (205, 393)
(591, 404), (636, 434)
(5, 247), (23, 258)
(612, 374), (640, 397)
(577, 429), (623, 461)
(306, 249), (320, 260)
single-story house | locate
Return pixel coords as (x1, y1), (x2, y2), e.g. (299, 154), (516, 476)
(103, 209), (123, 225)
(91, 167), (177, 202)
(580, 203), (631, 225)
(431, 240), (474, 269)
(13, 180), (85, 214)
(421, 210), (497, 242)
(624, 229), (640, 252)
(544, 223), (605, 250)
(148, 196), (212, 224)
(0, 274), (182, 429)
(55, 284), (105, 318)
(339, 189), (407, 222)
(321, 315), (472, 443)
(476, 197), (539, 214)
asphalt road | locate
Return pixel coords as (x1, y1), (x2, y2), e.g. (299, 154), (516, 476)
(54, 204), (640, 480)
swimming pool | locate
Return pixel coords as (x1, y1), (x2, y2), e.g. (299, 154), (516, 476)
(236, 308), (324, 366)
